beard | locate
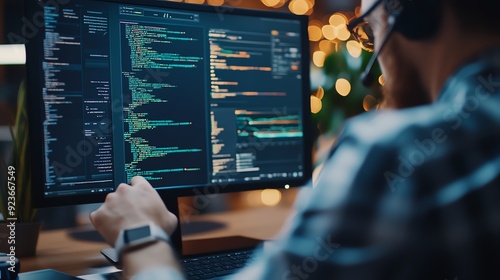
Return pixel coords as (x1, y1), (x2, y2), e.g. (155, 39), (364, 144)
(377, 46), (432, 109)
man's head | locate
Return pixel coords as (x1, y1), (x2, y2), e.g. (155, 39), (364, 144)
(357, 0), (500, 109)
(446, 0), (500, 34)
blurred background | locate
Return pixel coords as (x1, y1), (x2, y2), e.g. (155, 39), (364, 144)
(0, 0), (383, 230)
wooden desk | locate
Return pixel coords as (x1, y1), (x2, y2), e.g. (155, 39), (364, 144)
(20, 229), (113, 276)
(20, 206), (293, 277)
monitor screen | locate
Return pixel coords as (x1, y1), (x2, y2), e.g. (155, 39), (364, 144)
(26, 0), (312, 207)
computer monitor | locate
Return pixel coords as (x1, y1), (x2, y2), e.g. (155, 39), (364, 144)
(26, 0), (312, 211)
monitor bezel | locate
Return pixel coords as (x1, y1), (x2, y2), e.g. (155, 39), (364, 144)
(26, 0), (312, 208)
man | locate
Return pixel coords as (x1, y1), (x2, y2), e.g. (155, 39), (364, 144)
(91, 0), (500, 278)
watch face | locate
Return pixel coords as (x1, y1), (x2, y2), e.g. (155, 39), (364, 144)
(125, 225), (151, 243)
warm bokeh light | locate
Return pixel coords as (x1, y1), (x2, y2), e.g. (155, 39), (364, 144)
(355, 6), (362, 17)
(185, 0), (205, 3)
(207, 0), (224, 6)
(273, 0), (287, 8)
(309, 19), (323, 27)
(379, 75), (385, 86)
(261, 0), (286, 7)
(262, 0), (280, 7)
(336, 78), (351, 96)
(336, 25), (351, 41)
(346, 40), (362, 58)
(305, 0), (315, 13)
(310, 95), (323, 114)
(261, 189), (282, 206)
(312, 50), (326, 67)
(319, 40), (335, 53)
(316, 86), (325, 100)
(329, 13), (347, 27)
(322, 25), (337, 40)
(308, 25), (323, 41)
(289, 0), (310, 15)
(363, 95), (378, 111)
(246, 190), (263, 207)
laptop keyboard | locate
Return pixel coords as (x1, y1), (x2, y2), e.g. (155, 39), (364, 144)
(182, 249), (254, 280)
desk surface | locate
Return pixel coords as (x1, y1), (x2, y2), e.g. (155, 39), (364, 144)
(21, 206), (292, 277)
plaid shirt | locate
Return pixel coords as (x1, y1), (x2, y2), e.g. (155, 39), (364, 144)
(135, 49), (500, 280)
(231, 49), (500, 279)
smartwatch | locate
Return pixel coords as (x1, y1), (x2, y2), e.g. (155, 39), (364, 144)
(114, 223), (170, 261)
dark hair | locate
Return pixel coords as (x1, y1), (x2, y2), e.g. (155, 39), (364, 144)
(445, 0), (500, 32)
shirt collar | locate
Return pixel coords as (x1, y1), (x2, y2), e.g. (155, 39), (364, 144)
(437, 47), (500, 103)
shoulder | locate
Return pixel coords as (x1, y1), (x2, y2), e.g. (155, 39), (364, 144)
(339, 104), (450, 156)
(306, 106), (446, 209)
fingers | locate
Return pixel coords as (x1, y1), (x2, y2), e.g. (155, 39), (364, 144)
(89, 177), (181, 245)
(117, 182), (130, 189)
(90, 201), (106, 225)
(89, 207), (106, 239)
(89, 209), (96, 224)
(130, 176), (151, 188)
(116, 183), (130, 195)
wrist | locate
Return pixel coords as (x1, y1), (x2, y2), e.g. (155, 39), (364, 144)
(115, 223), (182, 279)
(122, 241), (181, 278)
(115, 223), (170, 262)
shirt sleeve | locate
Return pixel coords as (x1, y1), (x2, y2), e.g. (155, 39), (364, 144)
(227, 114), (414, 279)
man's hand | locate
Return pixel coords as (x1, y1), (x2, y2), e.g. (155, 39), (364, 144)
(90, 176), (178, 247)
(90, 176), (182, 279)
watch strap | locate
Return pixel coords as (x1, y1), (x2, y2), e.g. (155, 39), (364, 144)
(114, 223), (170, 262)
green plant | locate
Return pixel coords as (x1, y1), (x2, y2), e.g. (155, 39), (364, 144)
(312, 42), (383, 137)
(0, 81), (36, 222)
